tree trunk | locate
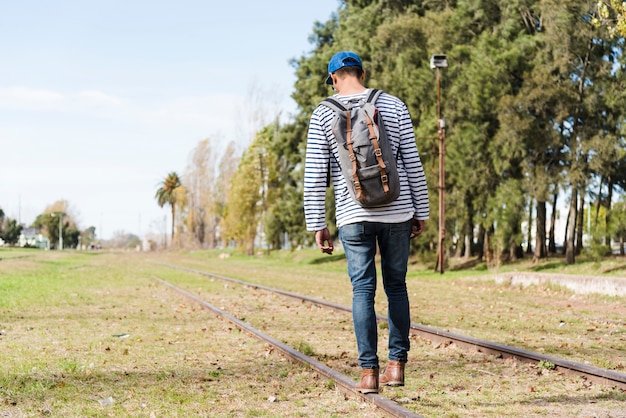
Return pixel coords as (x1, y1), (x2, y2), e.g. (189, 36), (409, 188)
(565, 188), (578, 264)
(483, 227), (491, 268)
(563, 204), (569, 255)
(463, 194), (474, 260)
(509, 213), (523, 262)
(170, 205), (176, 242)
(484, 224), (496, 269)
(594, 176), (604, 227)
(477, 224), (485, 261)
(509, 230), (520, 261)
(548, 192), (557, 254)
(575, 182), (586, 255)
(534, 200), (547, 262)
(605, 180), (613, 247)
(526, 197), (534, 254)
(454, 223), (463, 258)
(196, 216), (205, 245)
(245, 221), (256, 256)
(246, 240), (254, 256)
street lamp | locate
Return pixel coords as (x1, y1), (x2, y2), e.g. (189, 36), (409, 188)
(430, 54), (448, 274)
(51, 212), (64, 250)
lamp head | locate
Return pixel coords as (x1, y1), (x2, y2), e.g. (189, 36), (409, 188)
(430, 54), (448, 69)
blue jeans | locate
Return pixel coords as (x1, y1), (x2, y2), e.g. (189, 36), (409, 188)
(339, 220), (412, 369)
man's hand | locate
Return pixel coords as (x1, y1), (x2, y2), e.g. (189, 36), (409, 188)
(315, 228), (334, 254)
(410, 219), (425, 240)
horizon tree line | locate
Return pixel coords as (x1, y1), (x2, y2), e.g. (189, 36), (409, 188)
(155, 1), (626, 267)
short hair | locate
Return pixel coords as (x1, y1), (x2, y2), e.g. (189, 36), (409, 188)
(334, 65), (364, 80)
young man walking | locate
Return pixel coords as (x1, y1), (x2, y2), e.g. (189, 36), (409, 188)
(303, 51), (430, 393)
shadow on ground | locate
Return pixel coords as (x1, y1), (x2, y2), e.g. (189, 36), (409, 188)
(308, 254), (346, 264)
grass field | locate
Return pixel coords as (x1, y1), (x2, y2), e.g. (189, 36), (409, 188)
(1, 247), (624, 417)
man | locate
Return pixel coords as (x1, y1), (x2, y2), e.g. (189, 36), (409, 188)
(303, 51), (430, 393)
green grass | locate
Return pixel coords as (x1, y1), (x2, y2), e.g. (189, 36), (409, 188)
(0, 247), (42, 260)
(0, 248), (625, 417)
(0, 251), (383, 417)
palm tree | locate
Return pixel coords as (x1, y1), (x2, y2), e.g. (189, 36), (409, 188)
(155, 172), (183, 242)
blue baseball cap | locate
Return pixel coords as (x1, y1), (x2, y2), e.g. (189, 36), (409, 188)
(325, 51), (363, 85)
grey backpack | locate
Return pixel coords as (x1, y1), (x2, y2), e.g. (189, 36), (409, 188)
(321, 89), (400, 207)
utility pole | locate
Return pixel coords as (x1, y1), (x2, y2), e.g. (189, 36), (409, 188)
(431, 54), (448, 274)
(52, 212), (64, 250)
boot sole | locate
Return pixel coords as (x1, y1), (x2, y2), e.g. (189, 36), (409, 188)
(357, 388), (379, 394)
(381, 381), (404, 386)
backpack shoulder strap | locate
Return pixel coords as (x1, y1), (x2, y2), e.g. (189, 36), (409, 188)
(319, 98), (345, 188)
(365, 88), (383, 104)
(321, 90), (382, 111)
(320, 97), (347, 113)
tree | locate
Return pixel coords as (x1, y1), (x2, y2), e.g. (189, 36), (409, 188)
(221, 135), (264, 255)
(1, 219), (22, 245)
(108, 231), (140, 249)
(215, 141), (241, 247)
(30, 200), (81, 249)
(168, 0), (625, 266)
(595, 0), (626, 36)
(184, 139), (216, 247)
(181, 137), (243, 249)
(610, 198), (626, 254)
(539, 0), (615, 264)
(32, 212), (64, 249)
(155, 172), (184, 243)
(493, 3), (569, 261)
(81, 226), (97, 248)
(220, 123), (284, 254)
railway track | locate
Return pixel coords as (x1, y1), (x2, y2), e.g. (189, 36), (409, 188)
(158, 262), (626, 391)
(154, 275), (424, 418)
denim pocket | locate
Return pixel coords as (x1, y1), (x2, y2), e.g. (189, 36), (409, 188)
(339, 222), (365, 243)
(388, 219), (412, 240)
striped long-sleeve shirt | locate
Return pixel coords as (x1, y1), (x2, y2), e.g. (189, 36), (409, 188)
(304, 89), (430, 231)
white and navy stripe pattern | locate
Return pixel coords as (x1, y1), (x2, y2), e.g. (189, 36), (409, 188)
(304, 89), (430, 231)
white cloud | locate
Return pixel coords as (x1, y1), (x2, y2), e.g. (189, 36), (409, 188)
(78, 90), (124, 106)
(151, 94), (241, 128)
(0, 83), (279, 139)
(0, 85), (241, 139)
(0, 86), (68, 110)
(0, 86), (127, 113)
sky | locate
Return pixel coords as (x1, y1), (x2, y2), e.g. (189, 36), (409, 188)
(0, 0), (341, 241)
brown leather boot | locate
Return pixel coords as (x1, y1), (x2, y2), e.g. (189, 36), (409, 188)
(379, 360), (405, 386)
(355, 367), (379, 394)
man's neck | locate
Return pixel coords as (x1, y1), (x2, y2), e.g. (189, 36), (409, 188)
(335, 79), (367, 95)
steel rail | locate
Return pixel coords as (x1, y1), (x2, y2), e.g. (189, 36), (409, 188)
(159, 262), (626, 390)
(154, 276), (424, 418)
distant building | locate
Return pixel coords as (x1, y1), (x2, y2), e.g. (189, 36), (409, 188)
(18, 228), (49, 249)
